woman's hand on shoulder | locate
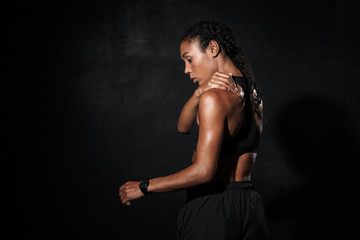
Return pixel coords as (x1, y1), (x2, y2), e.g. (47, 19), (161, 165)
(195, 72), (239, 97)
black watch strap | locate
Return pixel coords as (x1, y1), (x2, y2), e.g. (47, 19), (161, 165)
(139, 179), (151, 196)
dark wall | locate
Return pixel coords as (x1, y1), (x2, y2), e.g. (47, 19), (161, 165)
(10, 0), (359, 239)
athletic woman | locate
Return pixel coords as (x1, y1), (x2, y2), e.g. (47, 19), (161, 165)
(120, 20), (268, 240)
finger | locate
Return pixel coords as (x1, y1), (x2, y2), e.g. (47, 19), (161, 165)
(233, 84), (241, 94)
(120, 193), (125, 202)
(209, 81), (228, 89)
(208, 82), (229, 91)
(217, 75), (237, 91)
(119, 189), (124, 199)
(211, 78), (239, 93)
(214, 72), (235, 84)
(211, 76), (234, 90)
(224, 74), (237, 87)
(213, 73), (234, 84)
(214, 72), (232, 78)
(215, 72), (236, 82)
(119, 183), (126, 191)
(121, 193), (131, 204)
(119, 189), (128, 201)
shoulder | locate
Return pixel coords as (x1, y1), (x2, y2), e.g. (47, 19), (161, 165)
(199, 89), (224, 105)
(198, 89), (227, 115)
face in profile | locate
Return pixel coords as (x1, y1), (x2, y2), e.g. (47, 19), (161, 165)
(180, 39), (218, 85)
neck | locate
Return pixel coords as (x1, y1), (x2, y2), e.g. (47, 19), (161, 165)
(216, 55), (243, 76)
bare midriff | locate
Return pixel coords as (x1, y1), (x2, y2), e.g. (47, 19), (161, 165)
(191, 150), (256, 182)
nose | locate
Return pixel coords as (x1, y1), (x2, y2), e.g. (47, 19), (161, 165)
(184, 63), (191, 74)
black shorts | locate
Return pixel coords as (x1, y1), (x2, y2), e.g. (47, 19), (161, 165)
(177, 181), (268, 240)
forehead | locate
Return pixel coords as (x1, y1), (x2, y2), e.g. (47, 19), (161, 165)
(180, 39), (202, 57)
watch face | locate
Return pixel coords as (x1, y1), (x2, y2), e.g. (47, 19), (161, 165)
(139, 180), (150, 195)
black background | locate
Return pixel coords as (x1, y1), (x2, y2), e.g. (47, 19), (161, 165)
(10, 0), (360, 239)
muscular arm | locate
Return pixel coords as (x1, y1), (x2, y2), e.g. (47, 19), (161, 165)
(120, 73), (236, 205)
(177, 72), (238, 134)
(148, 90), (225, 192)
(177, 92), (200, 134)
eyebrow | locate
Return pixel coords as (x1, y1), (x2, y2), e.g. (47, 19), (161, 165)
(181, 52), (189, 59)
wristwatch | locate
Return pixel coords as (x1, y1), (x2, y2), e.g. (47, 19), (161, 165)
(139, 179), (151, 196)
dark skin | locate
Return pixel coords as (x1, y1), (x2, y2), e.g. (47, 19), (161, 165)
(119, 39), (263, 206)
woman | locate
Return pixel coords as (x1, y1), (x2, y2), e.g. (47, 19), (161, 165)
(119, 20), (268, 239)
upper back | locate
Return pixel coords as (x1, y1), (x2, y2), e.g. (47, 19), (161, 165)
(193, 76), (262, 157)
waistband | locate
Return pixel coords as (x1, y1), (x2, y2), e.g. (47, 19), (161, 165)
(186, 181), (254, 201)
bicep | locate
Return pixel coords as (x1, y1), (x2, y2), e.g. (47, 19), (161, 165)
(194, 92), (225, 179)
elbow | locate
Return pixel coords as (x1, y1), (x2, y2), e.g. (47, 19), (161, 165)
(196, 167), (216, 184)
(177, 124), (190, 134)
(178, 129), (190, 134)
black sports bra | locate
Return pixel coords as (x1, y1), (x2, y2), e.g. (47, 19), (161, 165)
(192, 76), (260, 157)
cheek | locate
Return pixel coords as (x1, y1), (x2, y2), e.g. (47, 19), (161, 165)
(199, 58), (216, 76)
(195, 56), (212, 72)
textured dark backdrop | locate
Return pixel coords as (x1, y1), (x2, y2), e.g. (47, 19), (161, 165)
(10, 0), (359, 239)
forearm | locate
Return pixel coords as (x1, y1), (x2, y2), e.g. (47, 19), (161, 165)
(177, 91), (200, 133)
(147, 163), (213, 193)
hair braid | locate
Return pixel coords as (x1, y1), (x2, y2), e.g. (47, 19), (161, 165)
(182, 20), (263, 119)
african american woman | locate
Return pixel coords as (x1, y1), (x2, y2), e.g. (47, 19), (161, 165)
(119, 20), (268, 240)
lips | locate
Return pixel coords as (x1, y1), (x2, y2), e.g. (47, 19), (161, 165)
(190, 77), (197, 83)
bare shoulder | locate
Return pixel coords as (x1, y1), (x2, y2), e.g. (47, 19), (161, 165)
(199, 89), (227, 115)
(201, 88), (242, 107)
(199, 89), (225, 104)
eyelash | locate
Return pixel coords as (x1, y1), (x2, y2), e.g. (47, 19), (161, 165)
(187, 59), (192, 64)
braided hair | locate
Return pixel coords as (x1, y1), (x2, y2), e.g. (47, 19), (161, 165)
(182, 20), (263, 120)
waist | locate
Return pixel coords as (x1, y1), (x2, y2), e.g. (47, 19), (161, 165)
(186, 181), (254, 201)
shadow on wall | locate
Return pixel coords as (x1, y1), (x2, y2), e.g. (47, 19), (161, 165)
(268, 95), (359, 240)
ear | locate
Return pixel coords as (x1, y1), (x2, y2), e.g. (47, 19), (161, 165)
(207, 40), (220, 57)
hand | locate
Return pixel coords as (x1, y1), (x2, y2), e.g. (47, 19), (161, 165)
(119, 181), (144, 206)
(195, 72), (239, 97)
